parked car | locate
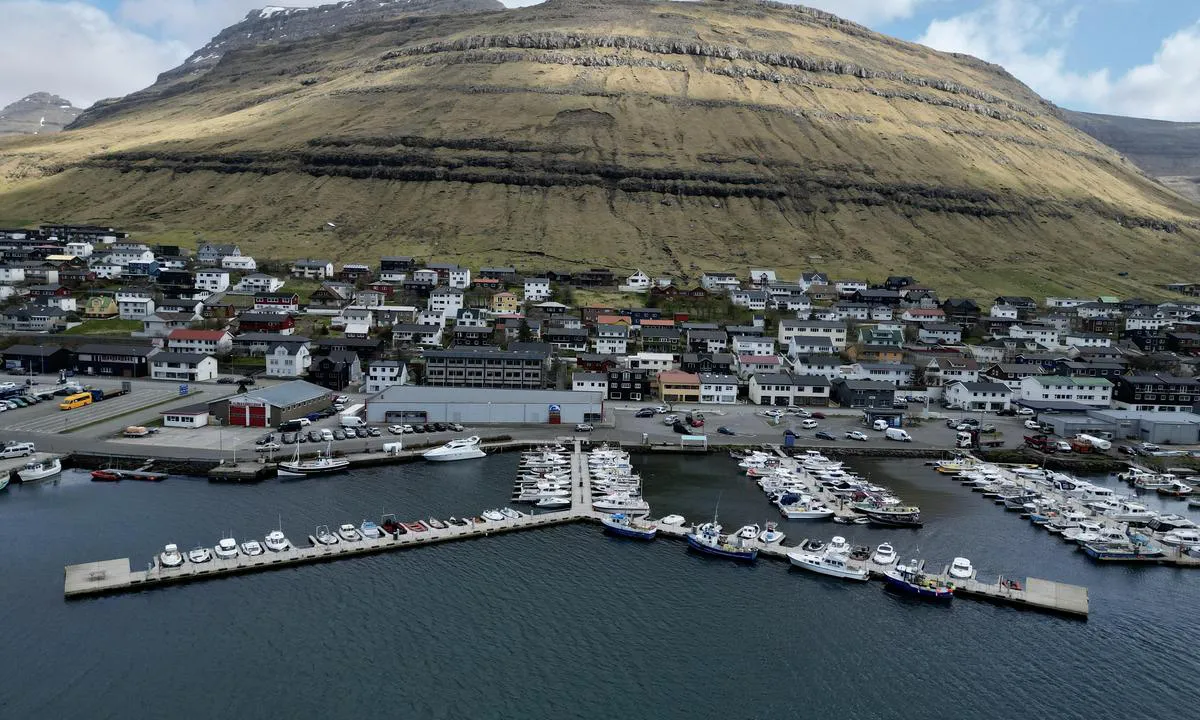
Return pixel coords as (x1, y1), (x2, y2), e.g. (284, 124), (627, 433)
(449, 423), (464, 432)
(761, 409), (784, 418)
(281, 432), (297, 444)
(217, 377), (236, 384)
(575, 423), (594, 432)
(653, 406), (668, 414)
(634, 408), (655, 418)
(434, 422), (448, 432)
(1055, 440), (1072, 452)
(672, 422), (689, 434)
(333, 429), (347, 441)
(1117, 445), (1137, 456)
(255, 442), (282, 453)
(663, 415), (679, 425)
(980, 424), (997, 434)
(333, 403), (346, 412)
(254, 433), (274, 445)
(689, 417), (704, 427)
(240, 376), (256, 385)
(367, 426), (381, 437)
(335, 395), (350, 404)
(787, 408), (811, 418)
(845, 430), (869, 441)
(1141, 442), (1162, 452)
(801, 419), (818, 429)
(388, 425), (404, 435)
(892, 401), (909, 409)
(423, 424), (436, 433)
(402, 425), (416, 434)
(809, 412), (826, 419)
(1024, 419), (1042, 430)
(717, 426), (735, 435)
(413, 424), (426, 433)
(0, 381), (17, 391)
(1016, 407), (1035, 415)
(307, 430), (320, 442)
(815, 431), (836, 441)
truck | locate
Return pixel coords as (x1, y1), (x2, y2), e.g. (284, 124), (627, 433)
(1076, 433), (1112, 451)
(885, 427), (912, 442)
(1024, 434), (1053, 452)
(956, 431), (973, 449)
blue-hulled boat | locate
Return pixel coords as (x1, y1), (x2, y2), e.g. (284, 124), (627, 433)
(882, 560), (954, 601)
(686, 523), (758, 562)
(601, 513), (657, 540)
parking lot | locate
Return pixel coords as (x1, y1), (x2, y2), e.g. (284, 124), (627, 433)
(0, 382), (187, 433)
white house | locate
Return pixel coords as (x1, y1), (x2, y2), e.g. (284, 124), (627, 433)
(924, 356), (980, 390)
(624, 352), (678, 372)
(834, 302), (871, 321)
(161, 404), (210, 428)
(945, 381), (1012, 412)
(846, 362), (915, 387)
(700, 272), (740, 293)
(730, 289), (768, 311)
(1019, 375), (1113, 406)
(265, 341), (312, 378)
(1063, 332), (1112, 349)
(698, 373), (738, 404)
(1125, 310), (1171, 332)
(291, 259), (334, 279)
(748, 269), (776, 286)
(429, 287), (465, 317)
(412, 268), (439, 286)
(523, 278), (552, 302)
(448, 267), (471, 289)
(774, 294), (812, 315)
(572, 372), (609, 394)
(1008, 324), (1058, 348)
(233, 274), (285, 294)
(64, 241), (93, 258)
(1045, 297), (1089, 309)
(620, 269), (652, 292)
(789, 354), (842, 379)
(149, 352), (218, 382)
(787, 335), (836, 357)
(140, 312), (197, 338)
(778, 319), (847, 350)
(166, 329), (233, 355)
(393, 323), (444, 347)
(748, 373), (831, 406)
(365, 360), (409, 394)
(834, 279), (868, 296)
(735, 354), (783, 379)
(0, 266), (26, 284)
(918, 323), (963, 344)
(731, 335), (775, 356)
(195, 270), (230, 293)
(91, 263), (123, 280)
(117, 294), (155, 320)
(222, 255), (258, 271)
(106, 244), (154, 266)
(594, 324), (630, 356)
(990, 304), (1020, 319)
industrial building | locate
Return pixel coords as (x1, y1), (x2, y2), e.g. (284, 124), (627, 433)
(365, 386), (604, 425)
(208, 380), (331, 427)
(1040, 409), (1200, 445)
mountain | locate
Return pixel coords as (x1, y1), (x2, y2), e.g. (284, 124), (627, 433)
(0, 92), (82, 135)
(2, 0), (1198, 297)
(1062, 109), (1200, 205)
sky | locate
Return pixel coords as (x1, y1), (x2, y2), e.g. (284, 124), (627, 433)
(2, 0), (1200, 121)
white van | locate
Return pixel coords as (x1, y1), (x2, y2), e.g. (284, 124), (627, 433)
(801, 419), (818, 429)
(0, 442), (35, 458)
(884, 428), (912, 442)
(340, 416), (366, 428)
(872, 419), (889, 431)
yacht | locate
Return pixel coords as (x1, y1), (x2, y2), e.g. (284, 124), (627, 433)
(187, 546), (212, 564)
(948, 557), (974, 580)
(872, 543), (897, 565)
(758, 522), (786, 544)
(359, 520), (383, 539)
(265, 529), (291, 552)
(1104, 501), (1158, 525)
(240, 539), (264, 556)
(423, 436), (486, 462)
(1157, 480), (1195, 498)
(1160, 529), (1200, 548)
(1149, 514), (1198, 533)
(214, 537), (239, 560)
(1074, 526), (1127, 546)
(787, 546), (869, 581)
(337, 523), (362, 542)
(278, 441), (350, 476)
(17, 457), (61, 482)
(775, 493), (834, 519)
(855, 503), (923, 528)
(536, 497), (571, 508)
(159, 544), (183, 568)
(592, 494), (651, 514)
(314, 525), (339, 545)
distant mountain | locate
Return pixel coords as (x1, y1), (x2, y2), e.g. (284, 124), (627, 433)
(0, 92), (82, 135)
(1062, 109), (1200, 204)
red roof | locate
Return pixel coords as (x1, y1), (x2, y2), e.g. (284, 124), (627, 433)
(638, 318), (675, 327)
(168, 329), (228, 340)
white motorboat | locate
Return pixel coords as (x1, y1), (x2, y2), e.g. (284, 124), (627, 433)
(536, 497), (571, 508)
(188, 546), (212, 563)
(734, 524), (761, 541)
(214, 537), (239, 560)
(17, 457), (61, 482)
(659, 514), (686, 526)
(240, 539), (264, 556)
(500, 507), (522, 520)
(482, 509), (506, 522)
(1104, 501), (1158, 524)
(948, 557), (974, 580)
(423, 436), (486, 462)
(159, 544), (183, 568)
(827, 536), (851, 556)
(314, 525), (339, 545)
(758, 522), (785, 544)
(786, 548), (869, 581)
(359, 520), (383, 539)
(265, 529), (291, 552)
(872, 542), (897, 565)
(1161, 529), (1200, 548)
(775, 493), (834, 519)
(338, 523), (362, 542)
(278, 441), (350, 476)
(592, 494), (651, 514)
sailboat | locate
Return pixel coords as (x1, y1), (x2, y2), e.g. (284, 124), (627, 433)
(278, 440), (349, 476)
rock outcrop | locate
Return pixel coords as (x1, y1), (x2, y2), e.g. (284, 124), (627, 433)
(0, 92), (82, 135)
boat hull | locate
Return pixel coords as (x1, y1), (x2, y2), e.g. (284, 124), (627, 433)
(860, 510), (923, 528)
(685, 534), (757, 561)
(787, 553), (869, 581)
(601, 520), (657, 540)
(882, 573), (954, 600)
(277, 460), (350, 476)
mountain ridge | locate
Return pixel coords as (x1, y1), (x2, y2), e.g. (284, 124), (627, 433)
(0, 92), (83, 136)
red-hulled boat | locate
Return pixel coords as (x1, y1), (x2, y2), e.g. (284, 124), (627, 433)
(381, 514), (405, 535)
(91, 470), (122, 482)
(402, 521), (428, 533)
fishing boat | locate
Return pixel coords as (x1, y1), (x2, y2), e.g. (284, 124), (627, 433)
(213, 537), (239, 560)
(883, 561), (954, 600)
(314, 525), (339, 545)
(278, 441), (349, 476)
(758, 522), (785, 544)
(948, 557), (974, 580)
(17, 457), (61, 482)
(187, 546), (212, 564)
(786, 547), (869, 581)
(359, 519), (383, 539)
(686, 501), (757, 562)
(1160, 529), (1200, 548)
(265, 529), (291, 552)
(856, 503), (923, 528)
(1081, 540), (1166, 560)
(240, 539), (264, 556)
(600, 513), (658, 540)
(422, 436), (486, 462)
(592, 493), (651, 514)
(1157, 480), (1195, 498)
(872, 543), (897, 565)
(159, 544), (183, 568)
(337, 523), (362, 542)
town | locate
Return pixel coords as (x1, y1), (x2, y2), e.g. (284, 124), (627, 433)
(0, 224), (1199, 455)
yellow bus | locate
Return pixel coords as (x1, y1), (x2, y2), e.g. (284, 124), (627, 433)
(59, 392), (93, 411)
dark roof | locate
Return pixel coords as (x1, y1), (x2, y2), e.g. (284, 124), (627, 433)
(314, 337), (382, 349)
(796, 354), (842, 366)
(834, 379), (896, 391)
(423, 347), (548, 361)
(74, 343), (157, 357)
(234, 332), (310, 344)
(3, 344), (66, 357)
(150, 351), (211, 364)
(640, 327), (681, 338)
(160, 402), (211, 415)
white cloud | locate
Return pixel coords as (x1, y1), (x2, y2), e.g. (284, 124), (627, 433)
(117, 1), (327, 49)
(918, 0), (1200, 121)
(0, 1), (189, 107)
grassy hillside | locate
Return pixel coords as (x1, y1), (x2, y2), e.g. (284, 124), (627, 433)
(0, 0), (1197, 298)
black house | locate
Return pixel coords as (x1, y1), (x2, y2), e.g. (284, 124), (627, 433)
(831, 379), (896, 409)
(313, 337), (385, 362)
(307, 351), (362, 391)
(3, 344), (72, 373)
(681, 352), (734, 374)
(606, 368), (652, 402)
(884, 275), (917, 291)
(73, 343), (157, 377)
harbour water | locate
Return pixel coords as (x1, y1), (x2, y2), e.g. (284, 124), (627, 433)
(3, 453), (1199, 718)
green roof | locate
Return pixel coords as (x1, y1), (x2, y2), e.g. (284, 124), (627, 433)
(1033, 375), (1112, 387)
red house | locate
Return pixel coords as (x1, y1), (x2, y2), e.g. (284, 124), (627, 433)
(237, 311), (297, 334)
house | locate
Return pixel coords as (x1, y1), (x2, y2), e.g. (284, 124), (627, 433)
(994, 296), (1038, 315)
(847, 362), (915, 387)
(944, 381), (1012, 412)
(1166, 332), (1200, 356)
(379, 256), (416, 282)
(918, 323), (963, 344)
(167, 329), (233, 355)
(26, 283), (76, 312)
(594, 324), (630, 356)
(778, 319), (847, 349)
(730, 289), (768, 311)
(63, 241), (94, 258)
(454, 307), (490, 329)
(687, 329), (728, 354)
(105, 243), (154, 266)
(254, 292), (301, 313)
(161, 403), (211, 429)
(491, 291), (520, 314)
(851, 289), (902, 306)
(265, 339), (312, 378)
(339, 263), (372, 283)
(680, 352), (735, 375)
(149, 352), (218, 382)
(830, 379), (896, 409)
(309, 282), (354, 310)
(524, 278), (551, 302)
(429, 287), (465, 317)
(392, 323), (444, 347)
(364, 360), (409, 394)
(835, 279), (868, 296)
(884, 275), (917, 291)
(1053, 360), (1126, 380)
(731, 335), (775, 356)
(307, 351), (363, 391)
(221, 255), (257, 272)
(698, 373), (738, 404)
(900, 308), (946, 324)
(197, 243), (240, 265)
(2, 344), (72, 373)
(209, 379), (330, 427)
(941, 298), (981, 327)
(572, 372), (609, 394)
(1112, 374), (1200, 412)
(313, 337), (386, 362)
(1125, 310), (1171, 332)
(623, 352), (678, 373)
(798, 271), (830, 291)
(789, 354), (843, 379)
(0, 306), (68, 333)
(749, 372), (831, 406)
(983, 362), (1046, 391)
(924, 356), (979, 389)
(700, 272), (740, 292)
(237, 311), (296, 334)
(656, 371), (701, 403)
(787, 336), (836, 357)
(232, 273), (284, 294)
(833, 301), (870, 321)
(117, 294), (155, 320)
(0, 266), (26, 284)
(452, 325), (493, 346)
(735, 354), (783, 379)
(73, 343), (158, 377)
(90, 262), (123, 280)
(748, 269), (777, 286)
(544, 326), (589, 352)
(422, 347), (548, 389)
(125, 259), (159, 279)
(607, 368), (652, 401)
(1018, 375), (1113, 406)
(195, 270), (230, 293)
(989, 304), (1020, 320)
(291, 259), (334, 280)
(1063, 332), (1113, 349)
(1008, 324), (1058, 348)
(640, 326), (681, 352)
(445, 267), (471, 289)
(574, 268), (615, 287)
(140, 312), (198, 338)
(82, 295), (118, 319)
(335, 306), (376, 331)
(576, 353), (621, 373)
(479, 266), (517, 282)
(620, 269), (652, 292)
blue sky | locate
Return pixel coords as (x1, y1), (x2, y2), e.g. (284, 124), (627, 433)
(4, 0), (1200, 121)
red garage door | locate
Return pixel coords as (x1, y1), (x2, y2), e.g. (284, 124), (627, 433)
(229, 404), (268, 427)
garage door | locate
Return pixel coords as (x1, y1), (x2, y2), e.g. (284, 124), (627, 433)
(229, 405), (268, 427)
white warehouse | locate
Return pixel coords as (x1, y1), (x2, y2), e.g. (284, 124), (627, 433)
(366, 386), (605, 425)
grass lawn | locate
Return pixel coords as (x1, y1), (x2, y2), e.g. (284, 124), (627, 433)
(62, 318), (143, 335)
(573, 289), (644, 309)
